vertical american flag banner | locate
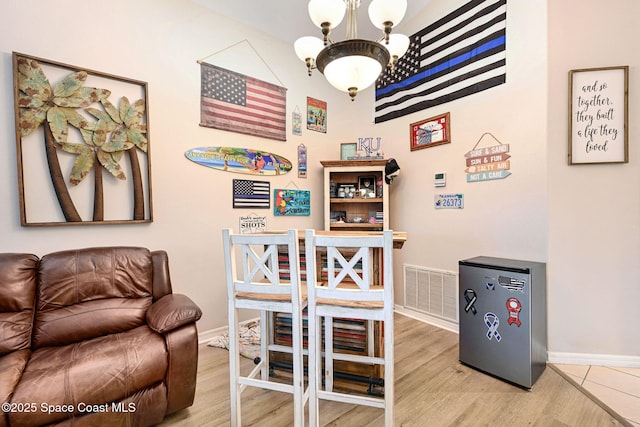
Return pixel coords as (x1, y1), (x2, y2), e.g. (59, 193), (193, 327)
(375, 0), (506, 123)
(233, 179), (270, 209)
(200, 62), (287, 141)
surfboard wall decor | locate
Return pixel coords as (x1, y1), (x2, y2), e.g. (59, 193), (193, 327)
(185, 146), (292, 176)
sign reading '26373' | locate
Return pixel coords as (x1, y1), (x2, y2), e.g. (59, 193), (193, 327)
(435, 194), (464, 209)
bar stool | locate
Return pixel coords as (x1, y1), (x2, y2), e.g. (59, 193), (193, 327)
(304, 229), (395, 427)
(222, 229), (308, 426)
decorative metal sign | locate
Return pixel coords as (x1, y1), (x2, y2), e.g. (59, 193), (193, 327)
(434, 194), (464, 209)
(298, 144), (307, 178)
(239, 215), (267, 234)
(465, 133), (512, 183)
(273, 189), (310, 216)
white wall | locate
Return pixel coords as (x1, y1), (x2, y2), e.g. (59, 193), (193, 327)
(381, 1), (548, 313)
(547, 0), (640, 360)
(0, 0), (374, 332)
(0, 0), (638, 362)
(389, 0), (640, 362)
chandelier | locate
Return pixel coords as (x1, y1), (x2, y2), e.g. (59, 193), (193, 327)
(294, 0), (410, 101)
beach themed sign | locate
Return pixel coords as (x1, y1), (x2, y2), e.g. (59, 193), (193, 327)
(185, 146), (292, 175)
(273, 189), (310, 216)
(464, 133), (512, 183)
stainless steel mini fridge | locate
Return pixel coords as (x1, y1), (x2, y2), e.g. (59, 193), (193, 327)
(458, 256), (547, 389)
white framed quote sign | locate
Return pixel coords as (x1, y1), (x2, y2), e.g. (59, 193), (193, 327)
(568, 66), (628, 165)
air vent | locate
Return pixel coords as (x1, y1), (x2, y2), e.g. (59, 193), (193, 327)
(404, 265), (458, 328)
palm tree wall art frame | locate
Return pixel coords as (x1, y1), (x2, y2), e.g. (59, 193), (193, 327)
(12, 52), (152, 226)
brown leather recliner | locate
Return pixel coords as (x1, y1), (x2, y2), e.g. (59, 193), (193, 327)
(0, 247), (202, 427)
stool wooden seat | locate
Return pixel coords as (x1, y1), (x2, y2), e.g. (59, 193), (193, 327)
(222, 229), (309, 426)
(304, 229), (395, 427)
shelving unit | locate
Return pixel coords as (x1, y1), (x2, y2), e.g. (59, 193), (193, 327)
(321, 160), (389, 231)
(272, 242), (382, 394)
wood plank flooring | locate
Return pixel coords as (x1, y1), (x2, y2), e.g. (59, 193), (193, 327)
(159, 313), (628, 426)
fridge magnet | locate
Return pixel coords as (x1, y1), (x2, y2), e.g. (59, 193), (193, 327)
(464, 133), (511, 183)
(410, 112), (450, 151)
(506, 297), (522, 327)
(292, 106), (302, 136)
(274, 189), (310, 216)
(298, 143), (307, 178)
(185, 146), (292, 176)
(484, 312), (502, 342)
(498, 275), (526, 292)
(232, 179), (270, 209)
(463, 289), (477, 315)
(569, 66), (628, 164)
(12, 52), (152, 226)
(307, 96), (326, 133)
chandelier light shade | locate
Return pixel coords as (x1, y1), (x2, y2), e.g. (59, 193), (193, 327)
(368, 0), (408, 42)
(295, 0), (410, 101)
(308, 0), (346, 44)
(316, 39), (390, 100)
(386, 33), (410, 72)
(294, 36), (325, 76)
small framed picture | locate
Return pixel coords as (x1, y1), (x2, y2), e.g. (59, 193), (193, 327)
(336, 183), (357, 198)
(358, 175), (376, 197)
(410, 112), (451, 151)
(330, 210), (347, 223)
(341, 142), (357, 160)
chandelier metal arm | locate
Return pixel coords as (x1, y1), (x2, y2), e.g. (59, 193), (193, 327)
(321, 22), (331, 45)
(305, 58), (315, 76)
(382, 21), (393, 43)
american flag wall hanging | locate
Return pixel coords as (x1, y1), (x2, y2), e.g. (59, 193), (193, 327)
(374, 0), (507, 123)
(200, 62), (287, 141)
(232, 179), (270, 209)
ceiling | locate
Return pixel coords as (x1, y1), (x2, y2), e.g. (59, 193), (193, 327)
(194, 0), (432, 45)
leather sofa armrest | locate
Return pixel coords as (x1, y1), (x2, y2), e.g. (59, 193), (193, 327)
(147, 294), (202, 334)
(164, 324), (199, 415)
(152, 250), (173, 300)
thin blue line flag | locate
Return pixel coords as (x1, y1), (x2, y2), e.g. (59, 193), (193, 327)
(374, 0), (507, 123)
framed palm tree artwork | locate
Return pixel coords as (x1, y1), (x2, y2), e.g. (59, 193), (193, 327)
(12, 52), (152, 226)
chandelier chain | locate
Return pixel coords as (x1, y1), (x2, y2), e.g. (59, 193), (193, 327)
(345, 0), (360, 40)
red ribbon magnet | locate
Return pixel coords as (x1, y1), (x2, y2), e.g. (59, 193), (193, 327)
(506, 297), (522, 327)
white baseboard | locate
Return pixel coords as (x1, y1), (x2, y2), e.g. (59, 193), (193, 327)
(394, 305), (459, 334)
(198, 317), (260, 345)
(548, 352), (640, 368)
(198, 326), (227, 345)
(198, 313), (640, 369)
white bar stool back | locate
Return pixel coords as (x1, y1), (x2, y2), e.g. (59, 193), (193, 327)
(304, 229), (395, 427)
(222, 229), (308, 426)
